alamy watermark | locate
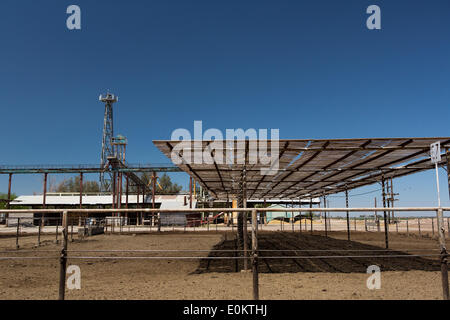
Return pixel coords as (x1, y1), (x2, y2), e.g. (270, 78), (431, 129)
(67, 265), (81, 290)
(170, 121), (280, 175)
(366, 265), (381, 290)
(66, 5), (81, 30)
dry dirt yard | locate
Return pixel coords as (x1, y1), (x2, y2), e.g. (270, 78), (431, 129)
(0, 231), (445, 300)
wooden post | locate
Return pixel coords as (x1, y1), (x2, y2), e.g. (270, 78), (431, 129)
(346, 189), (350, 241)
(354, 218), (356, 231)
(432, 218), (435, 237)
(55, 218), (59, 244)
(436, 208), (449, 300)
(406, 219), (409, 237)
(299, 206), (302, 233)
(447, 218), (450, 237)
(15, 217), (20, 249)
(37, 218), (42, 246)
(418, 218), (422, 237)
(396, 220), (399, 234)
(58, 211), (68, 300)
(251, 209), (259, 300)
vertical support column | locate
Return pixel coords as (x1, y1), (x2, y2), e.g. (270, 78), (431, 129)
(152, 172), (156, 225)
(125, 176), (129, 209)
(291, 200), (294, 232)
(42, 173), (48, 227)
(298, 198), (302, 233)
(322, 196), (327, 237)
(345, 189), (350, 241)
(15, 217), (20, 249)
(243, 168), (248, 270)
(112, 172), (116, 210)
(243, 211), (248, 270)
(446, 148), (449, 201)
(390, 178), (395, 223)
(152, 172), (156, 227)
(58, 211), (68, 300)
(118, 172), (122, 209)
(79, 173), (83, 226)
(375, 197), (380, 232)
(189, 177), (193, 209)
(6, 173), (12, 223)
(141, 186), (145, 226)
(432, 218), (435, 237)
(37, 218), (42, 246)
(79, 173), (83, 207)
(418, 218), (422, 237)
(382, 178), (389, 249)
(262, 198), (266, 225)
(136, 187), (140, 226)
(251, 209), (259, 300)
(436, 208), (449, 300)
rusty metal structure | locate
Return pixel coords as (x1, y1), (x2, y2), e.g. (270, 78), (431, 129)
(99, 93), (117, 192)
(153, 138), (450, 200)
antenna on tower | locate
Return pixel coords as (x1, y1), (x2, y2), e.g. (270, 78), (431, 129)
(99, 92), (118, 192)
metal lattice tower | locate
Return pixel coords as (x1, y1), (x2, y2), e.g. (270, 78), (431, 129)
(99, 93), (118, 192)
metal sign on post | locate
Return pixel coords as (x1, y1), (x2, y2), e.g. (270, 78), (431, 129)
(431, 142), (441, 164)
(430, 142), (441, 208)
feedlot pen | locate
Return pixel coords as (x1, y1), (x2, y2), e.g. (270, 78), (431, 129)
(0, 207), (449, 300)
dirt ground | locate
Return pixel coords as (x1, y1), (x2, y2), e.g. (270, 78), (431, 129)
(0, 230), (446, 300)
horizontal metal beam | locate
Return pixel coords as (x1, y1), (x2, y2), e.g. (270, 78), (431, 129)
(0, 165), (182, 174)
(0, 207), (448, 214)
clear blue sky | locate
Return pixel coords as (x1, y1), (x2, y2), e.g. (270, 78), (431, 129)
(0, 0), (449, 213)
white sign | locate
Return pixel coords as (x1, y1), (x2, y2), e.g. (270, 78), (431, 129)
(430, 142), (441, 164)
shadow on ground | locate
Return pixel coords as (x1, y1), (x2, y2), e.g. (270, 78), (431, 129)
(195, 232), (441, 274)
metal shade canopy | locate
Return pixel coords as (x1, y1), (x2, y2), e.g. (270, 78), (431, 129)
(153, 137), (450, 200)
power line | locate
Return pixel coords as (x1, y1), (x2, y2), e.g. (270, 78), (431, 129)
(327, 188), (382, 198)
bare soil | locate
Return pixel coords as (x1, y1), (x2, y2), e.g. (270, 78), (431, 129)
(0, 230), (445, 300)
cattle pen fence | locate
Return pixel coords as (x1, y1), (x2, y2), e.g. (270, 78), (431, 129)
(0, 207), (449, 300)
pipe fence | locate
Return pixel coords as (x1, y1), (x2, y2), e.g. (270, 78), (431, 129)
(0, 207), (449, 300)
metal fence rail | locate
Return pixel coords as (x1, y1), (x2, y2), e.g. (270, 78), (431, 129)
(0, 207), (449, 300)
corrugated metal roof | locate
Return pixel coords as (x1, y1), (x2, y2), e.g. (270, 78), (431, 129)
(153, 138), (450, 199)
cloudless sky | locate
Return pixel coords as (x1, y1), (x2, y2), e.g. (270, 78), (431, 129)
(0, 0), (449, 213)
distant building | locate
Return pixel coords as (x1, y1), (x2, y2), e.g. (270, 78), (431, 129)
(8, 193), (196, 226)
